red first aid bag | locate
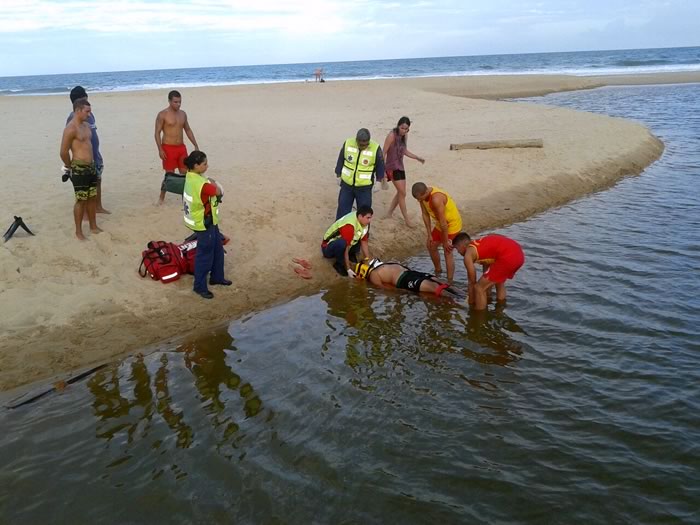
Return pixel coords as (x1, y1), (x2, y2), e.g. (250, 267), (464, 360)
(138, 241), (187, 283)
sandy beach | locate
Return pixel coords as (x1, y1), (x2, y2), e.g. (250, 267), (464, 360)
(2, 72), (690, 393)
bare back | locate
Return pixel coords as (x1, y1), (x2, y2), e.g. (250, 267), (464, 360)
(372, 264), (406, 286)
(156, 107), (187, 145)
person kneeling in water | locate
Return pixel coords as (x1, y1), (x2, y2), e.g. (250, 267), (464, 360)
(353, 258), (460, 298)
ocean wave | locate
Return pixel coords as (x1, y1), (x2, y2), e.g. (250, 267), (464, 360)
(0, 86), (71, 96)
(614, 59), (671, 67)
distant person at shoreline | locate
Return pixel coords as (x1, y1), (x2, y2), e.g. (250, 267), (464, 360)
(383, 116), (425, 227)
(334, 128), (385, 219)
(155, 90), (199, 204)
(453, 233), (525, 310)
(66, 86), (109, 215)
(322, 206), (373, 277)
(353, 258), (459, 298)
(183, 150), (230, 299)
(60, 98), (102, 240)
(411, 182), (462, 281)
(314, 67), (325, 82)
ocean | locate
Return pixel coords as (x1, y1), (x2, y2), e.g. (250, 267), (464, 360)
(0, 82), (698, 522)
(1, 46), (700, 96)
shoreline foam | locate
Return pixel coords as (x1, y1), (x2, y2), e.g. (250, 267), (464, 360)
(0, 73), (667, 392)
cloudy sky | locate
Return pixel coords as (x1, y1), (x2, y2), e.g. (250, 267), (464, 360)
(1, 0), (698, 76)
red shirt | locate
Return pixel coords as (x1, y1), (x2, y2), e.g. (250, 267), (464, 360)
(339, 224), (369, 244)
(201, 182), (217, 216)
(322, 224), (369, 248)
(470, 234), (522, 264)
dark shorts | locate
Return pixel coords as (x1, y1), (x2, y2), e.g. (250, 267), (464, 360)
(396, 270), (434, 292)
(70, 161), (98, 201)
(386, 169), (406, 182)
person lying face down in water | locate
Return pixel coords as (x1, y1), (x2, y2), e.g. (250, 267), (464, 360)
(353, 258), (461, 298)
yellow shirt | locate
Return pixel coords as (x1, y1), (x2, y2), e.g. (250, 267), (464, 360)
(421, 186), (462, 234)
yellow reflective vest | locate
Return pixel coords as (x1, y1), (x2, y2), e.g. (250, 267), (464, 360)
(183, 171), (220, 231)
(340, 138), (379, 187)
(323, 211), (367, 247)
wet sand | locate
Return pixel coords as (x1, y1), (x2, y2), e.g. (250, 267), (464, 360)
(1, 72), (688, 392)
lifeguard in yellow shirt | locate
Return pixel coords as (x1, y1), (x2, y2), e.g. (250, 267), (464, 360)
(411, 182), (463, 281)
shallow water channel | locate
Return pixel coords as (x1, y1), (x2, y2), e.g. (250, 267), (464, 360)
(1, 83), (699, 523)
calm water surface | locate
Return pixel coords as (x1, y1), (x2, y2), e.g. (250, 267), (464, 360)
(1, 84), (699, 523)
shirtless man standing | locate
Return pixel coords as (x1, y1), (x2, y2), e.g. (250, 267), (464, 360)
(60, 98), (102, 240)
(154, 90), (199, 203)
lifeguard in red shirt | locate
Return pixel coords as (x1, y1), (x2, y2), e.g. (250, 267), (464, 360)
(453, 233), (525, 310)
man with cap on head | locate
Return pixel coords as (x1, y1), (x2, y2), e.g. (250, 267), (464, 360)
(334, 128), (385, 219)
(67, 86), (109, 214)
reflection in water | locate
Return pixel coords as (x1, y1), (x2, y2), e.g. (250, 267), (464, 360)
(320, 279), (526, 383)
(87, 329), (265, 464)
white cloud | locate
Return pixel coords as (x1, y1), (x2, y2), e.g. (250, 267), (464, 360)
(0, 0), (352, 34)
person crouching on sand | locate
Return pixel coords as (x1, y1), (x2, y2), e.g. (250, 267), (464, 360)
(183, 151), (231, 299)
(322, 206), (373, 277)
(452, 232), (525, 310)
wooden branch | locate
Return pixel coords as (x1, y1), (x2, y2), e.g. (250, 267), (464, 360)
(450, 139), (543, 150)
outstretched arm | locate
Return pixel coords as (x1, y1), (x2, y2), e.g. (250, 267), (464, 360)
(183, 113), (199, 150)
(405, 148), (425, 164)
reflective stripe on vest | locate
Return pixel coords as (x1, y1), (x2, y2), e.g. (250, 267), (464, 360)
(323, 211), (367, 246)
(341, 138), (379, 187)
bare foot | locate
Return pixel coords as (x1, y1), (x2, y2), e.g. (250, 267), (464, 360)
(434, 268), (443, 275)
(404, 221), (415, 228)
(91, 227), (104, 234)
(157, 199), (165, 206)
(76, 231), (86, 240)
(384, 213), (393, 220)
(96, 208), (111, 214)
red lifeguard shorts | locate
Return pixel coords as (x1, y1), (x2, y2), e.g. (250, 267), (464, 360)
(431, 228), (459, 243)
(483, 248), (525, 284)
(162, 143), (188, 172)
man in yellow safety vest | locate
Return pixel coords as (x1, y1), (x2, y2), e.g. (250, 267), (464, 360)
(334, 128), (385, 219)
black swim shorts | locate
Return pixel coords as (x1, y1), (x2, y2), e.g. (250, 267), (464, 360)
(70, 161), (98, 201)
(396, 270), (434, 292)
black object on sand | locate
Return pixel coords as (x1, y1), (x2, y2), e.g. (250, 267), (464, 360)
(3, 216), (35, 242)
